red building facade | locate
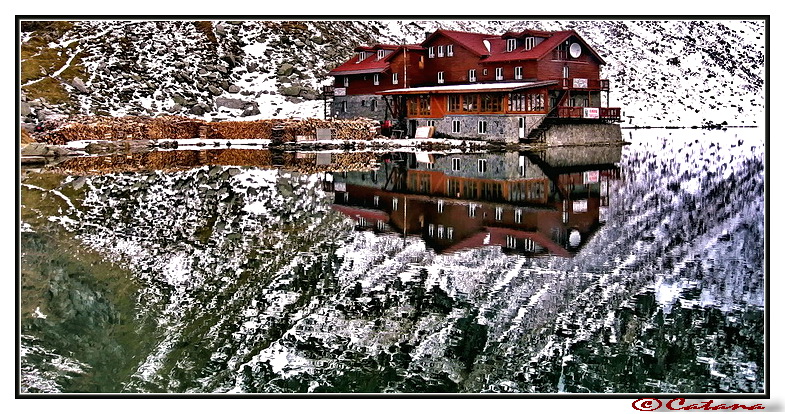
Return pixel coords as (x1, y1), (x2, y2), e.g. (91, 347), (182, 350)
(328, 28), (620, 142)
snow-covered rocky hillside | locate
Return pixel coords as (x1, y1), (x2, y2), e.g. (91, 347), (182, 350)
(19, 19), (766, 128)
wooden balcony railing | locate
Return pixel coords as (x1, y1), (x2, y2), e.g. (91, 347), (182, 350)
(554, 106), (621, 121)
(556, 78), (610, 91)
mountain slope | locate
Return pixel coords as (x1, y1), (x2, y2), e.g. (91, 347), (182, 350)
(19, 19), (766, 128)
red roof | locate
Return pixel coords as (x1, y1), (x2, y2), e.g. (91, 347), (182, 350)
(482, 30), (606, 65)
(329, 44), (424, 76)
(422, 29), (501, 57)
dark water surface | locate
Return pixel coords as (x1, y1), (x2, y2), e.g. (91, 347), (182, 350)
(19, 128), (765, 394)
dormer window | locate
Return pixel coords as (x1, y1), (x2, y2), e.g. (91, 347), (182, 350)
(377, 49), (386, 60)
(506, 38), (517, 52)
(357, 51), (367, 63)
(525, 37), (536, 50)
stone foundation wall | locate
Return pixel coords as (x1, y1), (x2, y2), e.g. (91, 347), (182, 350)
(541, 123), (623, 146)
(332, 95), (387, 121)
(409, 114), (547, 143)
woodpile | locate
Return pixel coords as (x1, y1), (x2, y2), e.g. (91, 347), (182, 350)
(31, 115), (381, 144)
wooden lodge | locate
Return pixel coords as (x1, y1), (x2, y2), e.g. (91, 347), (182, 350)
(327, 29), (621, 143)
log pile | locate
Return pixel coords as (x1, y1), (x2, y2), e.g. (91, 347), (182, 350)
(31, 115), (381, 144)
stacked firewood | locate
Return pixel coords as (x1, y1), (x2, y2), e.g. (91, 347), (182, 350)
(31, 116), (382, 144)
(205, 120), (277, 140)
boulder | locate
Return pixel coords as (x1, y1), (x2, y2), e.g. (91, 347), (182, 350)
(228, 85), (241, 93)
(71, 77), (89, 94)
(215, 97), (250, 110)
(280, 86), (302, 97)
(277, 63), (294, 76)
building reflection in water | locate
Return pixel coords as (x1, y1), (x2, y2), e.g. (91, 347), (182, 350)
(325, 146), (622, 256)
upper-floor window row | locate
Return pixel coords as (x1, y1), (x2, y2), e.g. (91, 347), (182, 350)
(428, 44), (454, 58)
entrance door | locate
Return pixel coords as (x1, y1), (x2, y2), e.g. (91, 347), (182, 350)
(518, 117), (526, 139)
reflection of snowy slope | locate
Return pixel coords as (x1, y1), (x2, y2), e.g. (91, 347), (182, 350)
(38, 127), (764, 393)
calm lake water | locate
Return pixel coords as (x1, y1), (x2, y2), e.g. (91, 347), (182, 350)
(19, 128), (765, 394)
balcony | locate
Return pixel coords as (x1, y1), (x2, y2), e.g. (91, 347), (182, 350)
(556, 78), (610, 91)
(554, 106), (621, 121)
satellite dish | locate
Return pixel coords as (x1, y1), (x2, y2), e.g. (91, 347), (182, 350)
(569, 42), (582, 58)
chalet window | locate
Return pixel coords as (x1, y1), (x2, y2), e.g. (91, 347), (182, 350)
(447, 95), (460, 112)
(508, 93), (545, 112)
(428, 46), (435, 58)
(357, 51), (367, 63)
(446, 227), (454, 240)
(478, 120), (487, 135)
(343, 192), (349, 202)
(392, 197), (399, 211)
(483, 68), (488, 76)
(468, 69), (477, 82)
(495, 207), (503, 221)
(392, 73), (399, 85)
(426, 120), (436, 127)
(514, 208), (522, 223)
(563, 66), (569, 79)
(451, 120), (461, 135)
(437, 45), (444, 57)
(569, 97), (576, 107)
(343, 77), (349, 87)
(437, 71), (445, 84)
(377, 220), (385, 231)
(452, 157), (461, 171)
(583, 97), (590, 107)
(506, 38), (517, 52)
(428, 224), (434, 236)
(506, 235), (517, 248)
(478, 158), (487, 173)
(377, 49), (386, 60)
(437, 199), (444, 213)
(437, 225), (445, 239)
(514, 66), (523, 80)
(479, 94), (503, 112)
(373, 74), (379, 85)
(495, 67), (503, 80)
(373, 195), (379, 206)
(462, 94), (477, 112)
(525, 37), (536, 50)
(406, 95), (431, 116)
(446, 44), (454, 56)
(468, 203), (477, 218)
